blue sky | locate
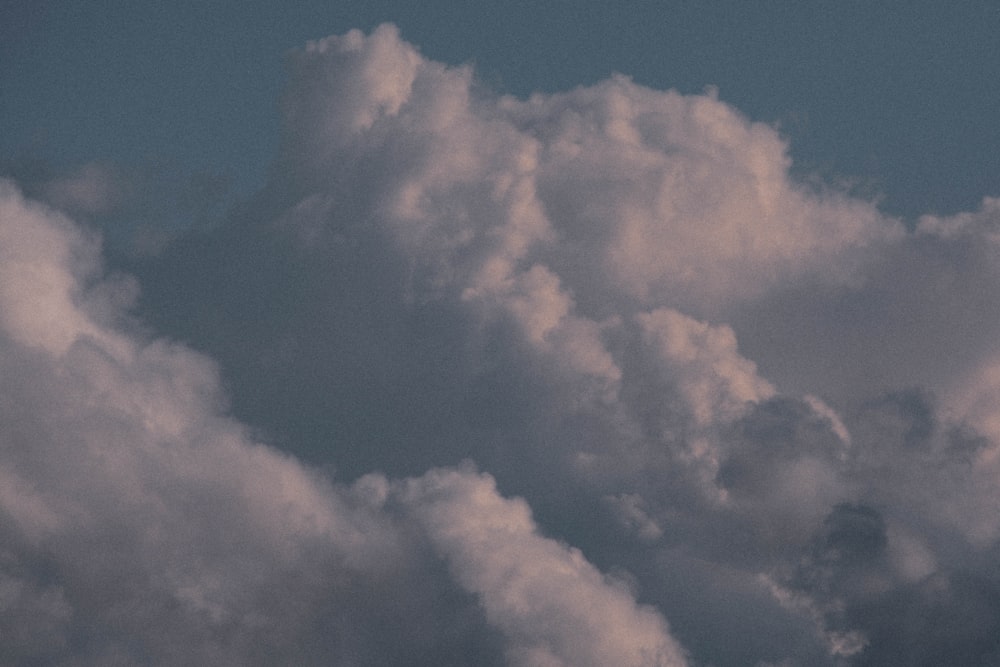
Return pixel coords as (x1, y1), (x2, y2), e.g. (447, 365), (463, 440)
(4, 2), (999, 221)
(3, 4), (1000, 666)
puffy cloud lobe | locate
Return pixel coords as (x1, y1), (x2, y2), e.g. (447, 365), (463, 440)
(401, 467), (688, 667)
(0, 182), (116, 355)
(638, 308), (775, 427)
(516, 81), (899, 311)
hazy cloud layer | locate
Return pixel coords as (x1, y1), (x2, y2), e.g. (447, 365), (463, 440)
(4, 24), (1000, 666)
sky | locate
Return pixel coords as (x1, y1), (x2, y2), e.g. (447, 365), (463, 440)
(2, 3), (1000, 666)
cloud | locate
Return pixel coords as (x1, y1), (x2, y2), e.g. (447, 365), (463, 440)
(0, 178), (690, 663)
(6, 23), (1000, 666)
(400, 466), (688, 667)
(272, 24), (900, 321)
(918, 198), (1000, 448)
(131, 24), (1000, 665)
(0, 181), (117, 355)
(728, 195), (1000, 411)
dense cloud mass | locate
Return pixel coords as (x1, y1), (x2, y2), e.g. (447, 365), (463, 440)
(3, 23), (1000, 666)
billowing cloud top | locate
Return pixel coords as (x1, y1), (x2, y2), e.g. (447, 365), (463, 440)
(3, 24), (1000, 666)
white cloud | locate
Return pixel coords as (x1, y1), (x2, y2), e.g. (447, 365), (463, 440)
(0, 179), (692, 664)
(8, 22), (1000, 666)
(277, 26), (902, 325)
(0, 182), (118, 355)
(259, 26), (1000, 664)
(401, 467), (689, 667)
(638, 308), (775, 426)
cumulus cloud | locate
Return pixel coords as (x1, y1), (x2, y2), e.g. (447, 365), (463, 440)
(0, 181), (690, 664)
(272, 24), (900, 321)
(5, 23), (1000, 666)
(401, 466), (688, 667)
